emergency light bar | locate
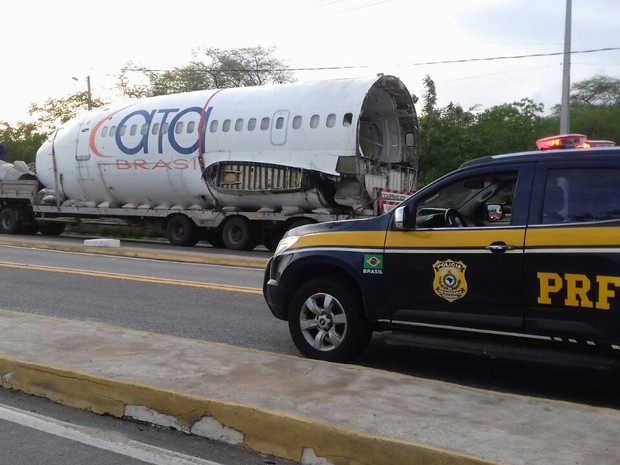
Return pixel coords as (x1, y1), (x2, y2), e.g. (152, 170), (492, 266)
(536, 134), (616, 151)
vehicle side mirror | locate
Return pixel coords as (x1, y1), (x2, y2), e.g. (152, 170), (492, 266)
(394, 205), (415, 230)
(486, 204), (504, 222)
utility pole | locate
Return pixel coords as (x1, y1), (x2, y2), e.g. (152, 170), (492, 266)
(73, 75), (93, 110)
(560, 0), (572, 134)
(86, 75), (92, 110)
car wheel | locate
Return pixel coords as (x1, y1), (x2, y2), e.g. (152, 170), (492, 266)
(288, 278), (372, 362)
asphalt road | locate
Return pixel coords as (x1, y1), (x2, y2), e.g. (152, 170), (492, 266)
(1, 236), (620, 411)
(0, 244), (294, 355)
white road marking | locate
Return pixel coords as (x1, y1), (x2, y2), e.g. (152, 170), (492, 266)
(0, 404), (224, 465)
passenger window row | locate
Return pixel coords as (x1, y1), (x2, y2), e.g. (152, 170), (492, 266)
(99, 113), (354, 138)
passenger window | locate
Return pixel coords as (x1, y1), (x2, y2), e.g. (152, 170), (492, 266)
(276, 117), (284, 130)
(140, 124), (148, 135)
(248, 118), (257, 131)
(222, 119), (231, 132)
(543, 168), (620, 224)
(292, 115), (302, 129)
(119, 125), (127, 136)
(210, 120), (218, 133)
(326, 114), (336, 128)
(130, 124), (138, 136)
(110, 125), (117, 136)
(343, 113), (353, 127)
(102, 127), (109, 137)
(151, 123), (159, 135)
(175, 122), (184, 134)
(310, 114), (320, 129)
(235, 119), (244, 131)
(415, 171), (518, 228)
(161, 123), (169, 134)
(260, 117), (270, 131)
(187, 121), (195, 134)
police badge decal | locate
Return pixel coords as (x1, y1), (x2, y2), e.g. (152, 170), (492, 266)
(433, 259), (468, 302)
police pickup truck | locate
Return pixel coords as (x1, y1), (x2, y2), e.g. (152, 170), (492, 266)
(263, 134), (620, 363)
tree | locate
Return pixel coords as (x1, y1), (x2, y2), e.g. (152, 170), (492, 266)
(474, 98), (547, 155)
(28, 92), (107, 136)
(117, 46), (295, 98)
(0, 121), (47, 164)
(570, 75), (620, 106)
(416, 76), (479, 185)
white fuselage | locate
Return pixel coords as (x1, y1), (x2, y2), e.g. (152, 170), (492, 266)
(36, 75), (417, 211)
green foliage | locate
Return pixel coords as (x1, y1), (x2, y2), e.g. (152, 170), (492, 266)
(416, 75), (620, 185)
(417, 102), (478, 185)
(117, 46), (295, 98)
(473, 98), (547, 155)
(569, 102), (620, 143)
(570, 75), (620, 106)
(28, 92), (107, 136)
(0, 121), (47, 164)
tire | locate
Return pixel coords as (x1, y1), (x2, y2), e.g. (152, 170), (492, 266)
(0, 208), (19, 234)
(221, 216), (259, 251)
(38, 222), (65, 236)
(288, 278), (372, 362)
(166, 215), (200, 247)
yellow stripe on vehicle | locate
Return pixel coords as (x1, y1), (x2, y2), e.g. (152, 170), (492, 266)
(526, 226), (620, 247)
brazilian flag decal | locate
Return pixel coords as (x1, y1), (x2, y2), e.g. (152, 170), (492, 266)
(364, 254), (383, 270)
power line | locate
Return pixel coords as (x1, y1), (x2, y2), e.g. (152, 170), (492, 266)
(405, 47), (620, 67)
(125, 47), (619, 74)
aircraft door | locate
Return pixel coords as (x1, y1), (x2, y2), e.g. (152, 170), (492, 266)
(73, 115), (113, 203)
(270, 110), (289, 146)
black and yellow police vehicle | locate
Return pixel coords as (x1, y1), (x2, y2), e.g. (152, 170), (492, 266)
(263, 134), (620, 363)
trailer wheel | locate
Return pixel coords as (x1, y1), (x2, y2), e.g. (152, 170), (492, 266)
(38, 223), (66, 236)
(166, 215), (200, 247)
(0, 208), (19, 234)
(221, 216), (259, 251)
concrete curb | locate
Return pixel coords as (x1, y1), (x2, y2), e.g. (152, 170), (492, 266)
(0, 239), (269, 269)
(0, 355), (498, 465)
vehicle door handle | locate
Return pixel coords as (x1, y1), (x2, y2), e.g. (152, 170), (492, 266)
(486, 242), (514, 254)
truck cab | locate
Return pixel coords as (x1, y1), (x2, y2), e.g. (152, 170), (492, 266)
(263, 136), (620, 363)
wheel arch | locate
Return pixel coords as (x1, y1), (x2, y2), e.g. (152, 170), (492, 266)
(278, 256), (372, 321)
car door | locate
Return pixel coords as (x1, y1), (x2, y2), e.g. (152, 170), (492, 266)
(382, 164), (534, 333)
(524, 161), (620, 345)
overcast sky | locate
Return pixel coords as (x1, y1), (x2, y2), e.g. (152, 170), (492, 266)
(2, 0), (618, 125)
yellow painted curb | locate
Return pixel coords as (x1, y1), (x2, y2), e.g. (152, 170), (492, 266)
(0, 356), (501, 465)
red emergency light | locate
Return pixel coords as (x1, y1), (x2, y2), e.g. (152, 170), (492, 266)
(536, 134), (616, 151)
(578, 140), (616, 148)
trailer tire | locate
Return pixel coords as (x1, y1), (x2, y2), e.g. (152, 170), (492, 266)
(0, 208), (19, 234)
(166, 215), (200, 247)
(38, 223), (66, 236)
(221, 216), (259, 251)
